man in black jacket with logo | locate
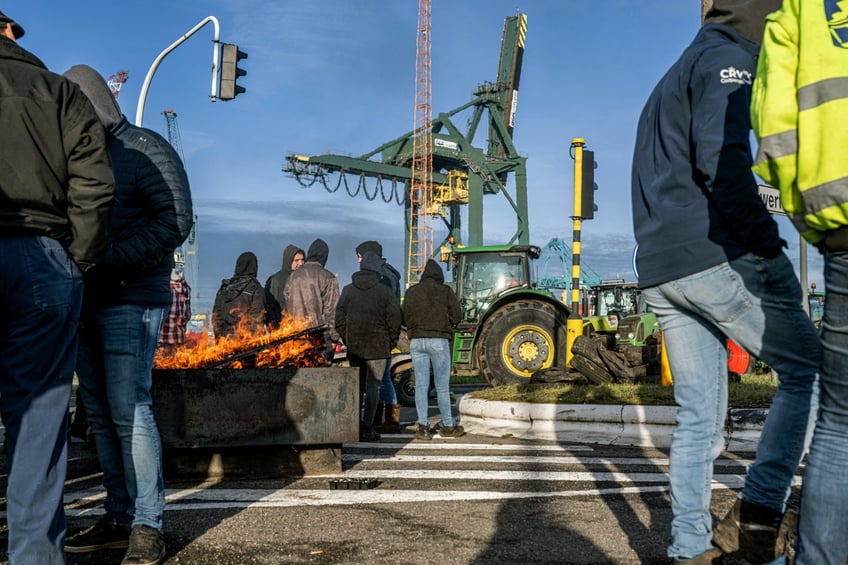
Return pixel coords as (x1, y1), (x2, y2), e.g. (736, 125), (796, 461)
(0, 13), (115, 563)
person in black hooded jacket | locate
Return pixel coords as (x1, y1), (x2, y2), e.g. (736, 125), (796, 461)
(63, 64), (193, 563)
(336, 251), (402, 442)
(212, 251), (266, 339)
(402, 259), (462, 440)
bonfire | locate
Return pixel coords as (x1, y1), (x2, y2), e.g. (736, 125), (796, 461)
(154, 312), (328, 370)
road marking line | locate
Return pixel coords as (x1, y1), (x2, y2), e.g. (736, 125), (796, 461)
(343, 454), (752, 467)
(347, 442), (596, 452)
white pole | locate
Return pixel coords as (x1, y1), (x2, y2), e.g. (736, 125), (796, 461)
(135, 16), (221, 127)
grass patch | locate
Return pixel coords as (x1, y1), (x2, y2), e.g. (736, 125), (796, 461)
(468, 373), (777, 409)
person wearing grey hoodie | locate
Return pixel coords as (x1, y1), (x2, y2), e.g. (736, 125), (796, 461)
(284, 238), (340, 362)
(62, 64), (193, 565)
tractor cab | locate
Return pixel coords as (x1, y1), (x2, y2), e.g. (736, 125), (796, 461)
(452, 245), (537, 322)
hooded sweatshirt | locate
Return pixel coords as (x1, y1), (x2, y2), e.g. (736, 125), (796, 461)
(63, 64), (194, 309)
(212, 251), (265, 337)
(402, 259), (462, 340)
(631, 0), (785, 288)
(284, 238), (340, 337)
(335, 251), (402, 359)
(264, 244), (304, 325)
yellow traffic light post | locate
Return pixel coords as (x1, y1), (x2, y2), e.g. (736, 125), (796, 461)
(566, 138), (589, 366)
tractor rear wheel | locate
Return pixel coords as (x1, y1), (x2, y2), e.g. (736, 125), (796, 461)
(478, 300), (568, 386)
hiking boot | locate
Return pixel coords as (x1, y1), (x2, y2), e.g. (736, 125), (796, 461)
(359, 427), (381, 442)
(437, 424), (465, 438)
(121, 525), (165, 565)
(376, 404), (401, 433)
(65, 515), (131, 553)
(415, 424), (432, 440)
(713, 498), (781, 564)
(673, 547), (723, 564)
(775, 507), (798, 565)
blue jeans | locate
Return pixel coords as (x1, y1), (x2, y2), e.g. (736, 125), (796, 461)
(76, 304), (167, 532)
(642, 253), (820, 560)
(796, 250), (848, 565)
(410, 338), (453, 427)
(379, 359), (398, 405)
(0, 236), (81, 565)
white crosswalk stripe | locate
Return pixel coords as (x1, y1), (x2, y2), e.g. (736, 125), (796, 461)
(47, 434), (773, 516)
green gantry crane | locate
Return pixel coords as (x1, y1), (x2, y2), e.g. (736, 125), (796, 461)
(284, 13), (529, 284)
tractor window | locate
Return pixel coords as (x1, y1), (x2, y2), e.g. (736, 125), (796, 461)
(457, 253), (527, 321)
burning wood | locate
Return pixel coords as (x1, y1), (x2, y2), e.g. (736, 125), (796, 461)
(154, 313), (328, 370)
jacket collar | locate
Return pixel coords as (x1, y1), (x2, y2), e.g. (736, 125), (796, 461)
(698, 23), (761, 59)
(0, 36), (47, 69)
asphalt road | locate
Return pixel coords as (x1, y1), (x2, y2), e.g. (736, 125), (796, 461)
(0, 388), (791, 564)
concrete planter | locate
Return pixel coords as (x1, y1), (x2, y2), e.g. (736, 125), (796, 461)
(458, 395), (764, 450)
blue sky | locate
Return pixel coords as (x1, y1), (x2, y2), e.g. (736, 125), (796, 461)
(11, 1), (822, 311)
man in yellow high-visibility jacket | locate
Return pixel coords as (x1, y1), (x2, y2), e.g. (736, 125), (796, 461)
(750, 1), (848, 563)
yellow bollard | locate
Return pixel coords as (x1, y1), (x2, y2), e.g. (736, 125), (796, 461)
(659, 330), (673, 386)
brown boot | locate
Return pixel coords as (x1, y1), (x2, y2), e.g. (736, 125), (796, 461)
(378, 404), (401, 433)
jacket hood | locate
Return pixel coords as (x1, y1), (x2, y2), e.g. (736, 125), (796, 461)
(351, 269), (381, 291)
(282, 244), (304, 272)
(306, 238), (329, 266)
(62, 64), (123, 130)
(360, 251), (382, 273)
(234, 252), (258, 277)
(421, 259), (444, 284)
(703, 0), (782, 43)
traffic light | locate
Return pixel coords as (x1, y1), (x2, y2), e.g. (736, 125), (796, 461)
(581, 149), (598, 220)
(220, 43), (248, 101)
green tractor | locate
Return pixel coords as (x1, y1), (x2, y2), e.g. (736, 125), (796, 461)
(446, 244), (571, 386)
(388, 244), (569, 402)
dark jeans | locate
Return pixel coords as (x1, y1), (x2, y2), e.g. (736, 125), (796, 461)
(348, 354), (388, 430)
(0, 236), (82, 564)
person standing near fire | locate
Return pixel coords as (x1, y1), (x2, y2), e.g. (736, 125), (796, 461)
(212, 251), (265, 339)
(264, 244), (305, 328)
(62, 64), (193, 565)
(1, 13), (115, 563)
(284, 238), (340, 363)
(336, 250), (402, 442)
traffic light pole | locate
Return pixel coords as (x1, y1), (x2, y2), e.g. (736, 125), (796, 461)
(135, 15), (221, 127)
(566, 138), (587, 367)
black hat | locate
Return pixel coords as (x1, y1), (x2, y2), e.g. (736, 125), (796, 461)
(356, 240), (383, 258)
(0, 10), (25, 39)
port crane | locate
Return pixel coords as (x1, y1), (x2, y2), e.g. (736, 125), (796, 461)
(284, 13), (529, 287)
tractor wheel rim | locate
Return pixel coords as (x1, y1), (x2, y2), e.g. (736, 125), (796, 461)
(502, 325), (554, 376)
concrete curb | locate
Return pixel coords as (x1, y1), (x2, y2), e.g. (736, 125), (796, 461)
(457, 395), (766, 450)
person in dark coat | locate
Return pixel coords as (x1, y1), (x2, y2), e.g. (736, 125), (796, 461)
(402, 259), (463, 439)
(285, 238), (340, 362)
(212, 251), (265, 339)
(356, 240), (403, 432)
(336, 251), (402, 442)
(264, 244), (305, 327)
(63, 64), (193, 563)
(0, 16), (115, 562)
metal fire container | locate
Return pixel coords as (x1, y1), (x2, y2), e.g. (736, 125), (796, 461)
(151, 366), (359, 448)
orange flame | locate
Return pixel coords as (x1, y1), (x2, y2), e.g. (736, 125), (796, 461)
(154, 312), (327, 370)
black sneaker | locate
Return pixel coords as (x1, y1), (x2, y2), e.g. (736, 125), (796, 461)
(437, 425), (465, 438)
(414, 424), (432, 440)
(121, 525), (165, 565)
(65, 516), (131, 553)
